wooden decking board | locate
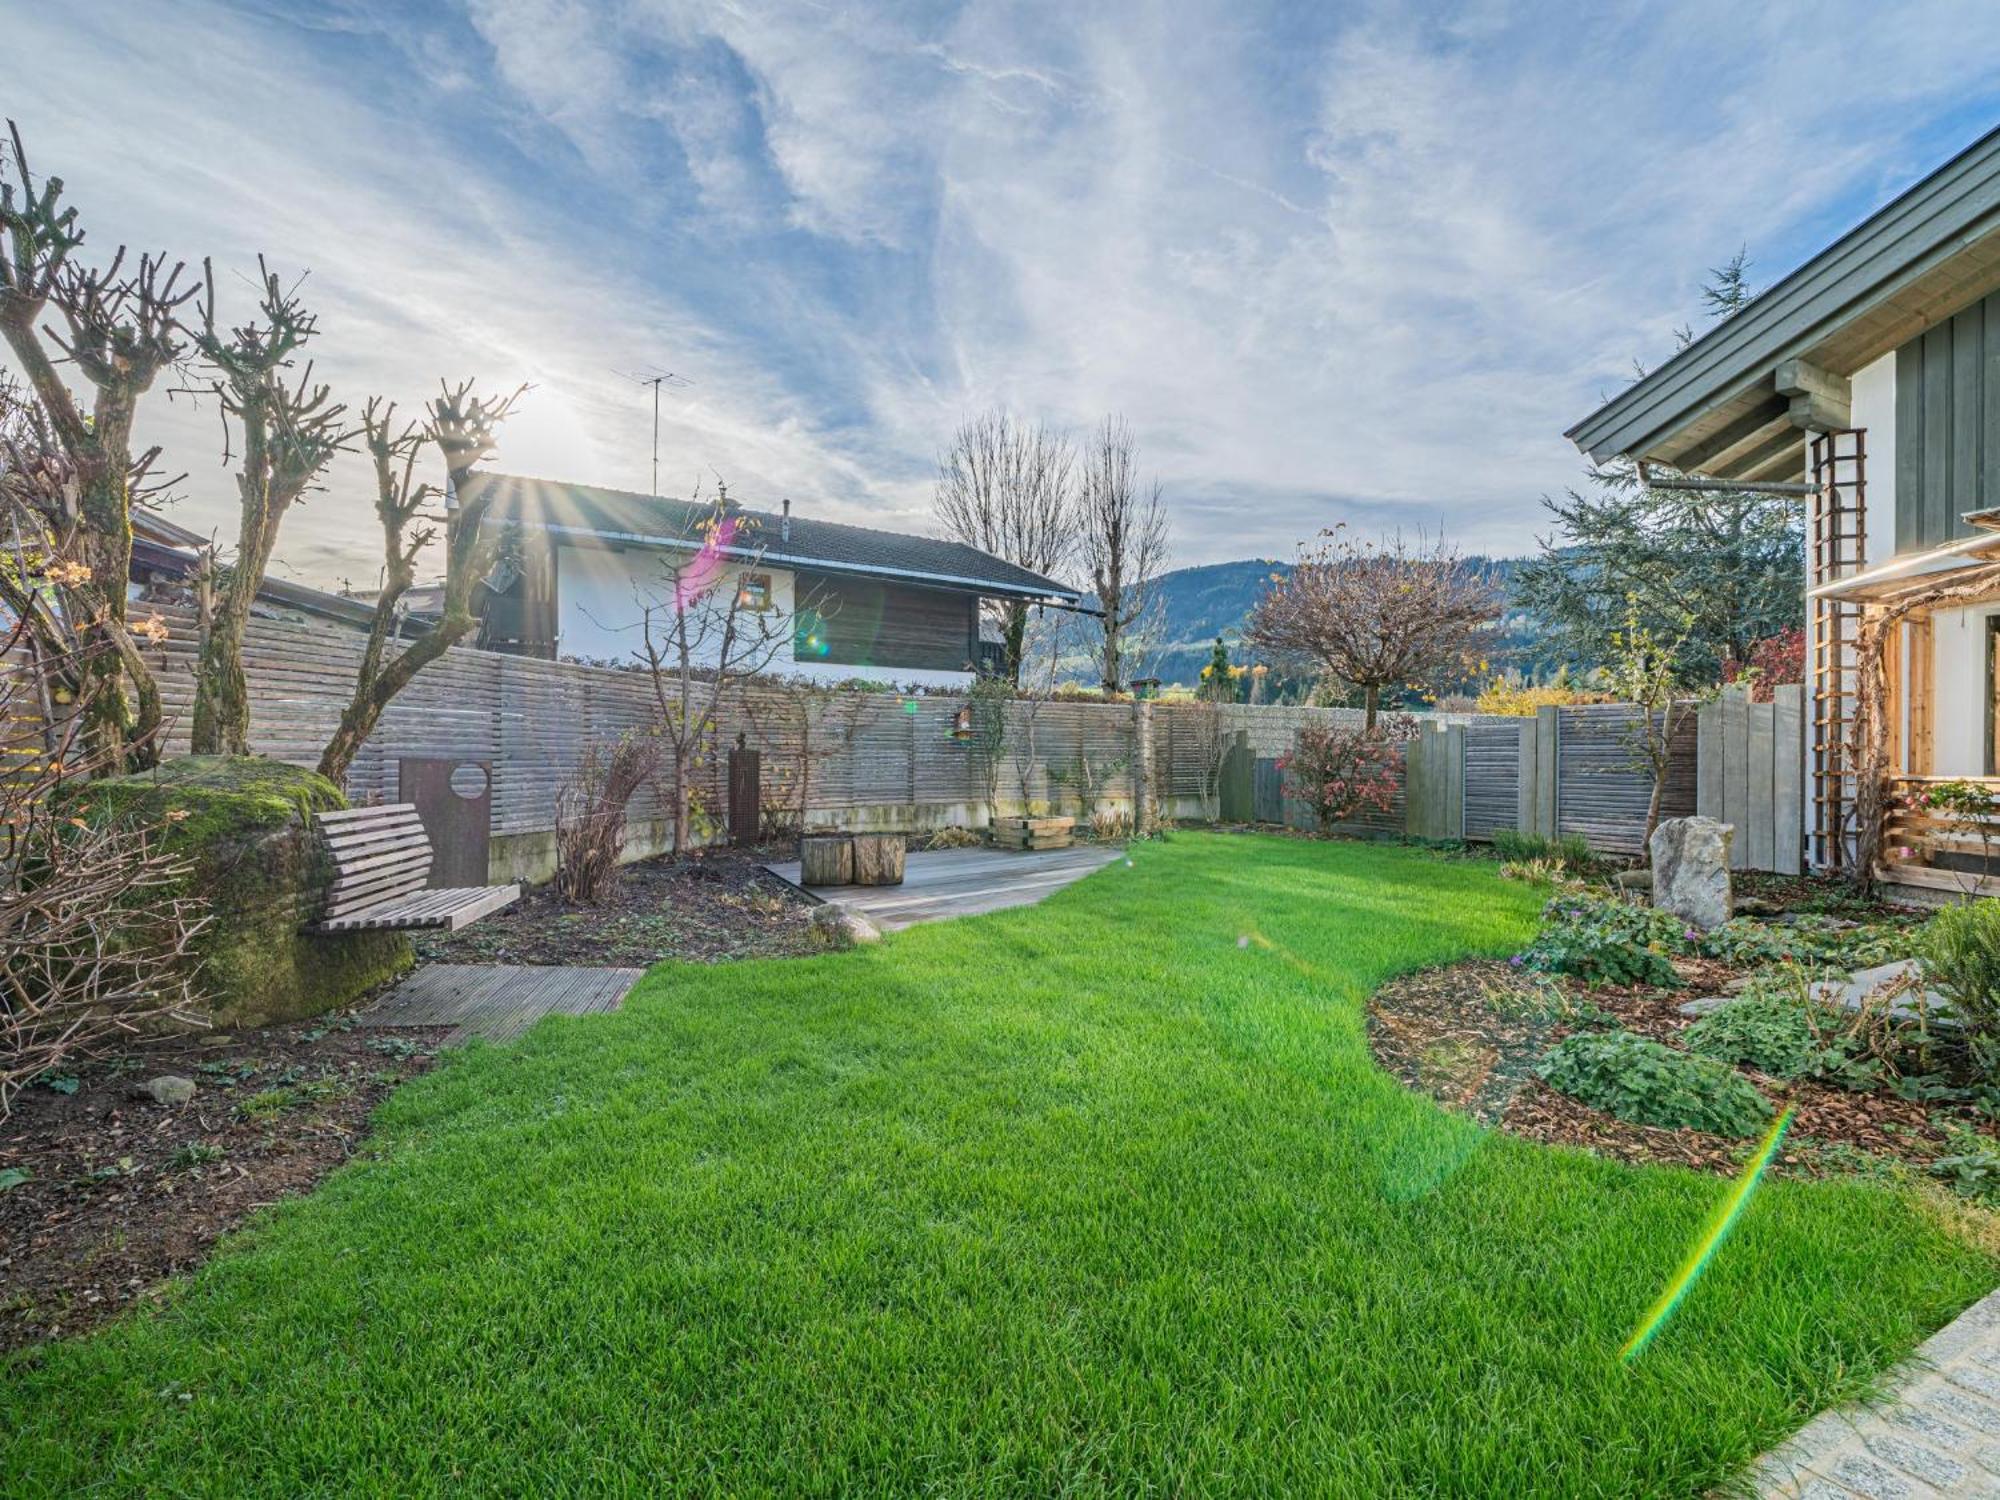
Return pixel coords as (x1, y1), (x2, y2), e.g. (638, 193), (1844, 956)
(364, 964), (645, 1045)
(763, 844), (1123, 931)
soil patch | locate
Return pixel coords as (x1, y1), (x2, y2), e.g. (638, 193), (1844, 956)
(417, 846), (819, 968)
(0, 1015), (444, 1352)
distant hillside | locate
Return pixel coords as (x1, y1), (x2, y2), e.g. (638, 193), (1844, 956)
(1104, 555), (1575, 690)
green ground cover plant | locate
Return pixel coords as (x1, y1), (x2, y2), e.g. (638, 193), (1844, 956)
(1, 835), (1991, 1497)
(1536, 1028), (1774, 1137)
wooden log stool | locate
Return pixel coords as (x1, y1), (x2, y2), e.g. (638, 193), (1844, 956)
(850, 832), (906, 887)
(799, 832), (853, 887)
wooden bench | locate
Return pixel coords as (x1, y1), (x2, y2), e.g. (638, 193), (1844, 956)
(307, 804), (521, 934)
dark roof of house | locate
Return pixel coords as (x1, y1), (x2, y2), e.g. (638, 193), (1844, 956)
(129, 509), (410, 632)
(465, 471), (1084, 605)
(1568, 124), (2000, 481)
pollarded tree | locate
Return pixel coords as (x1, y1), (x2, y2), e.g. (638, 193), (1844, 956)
(188, 259), (352, 755)
(0, 121), (193, 770)
(1078, 415), (1169, 695)
(317, 381), (525, 786)
(933, 410), (1075, 683)
(1246, 526), (1500, 728)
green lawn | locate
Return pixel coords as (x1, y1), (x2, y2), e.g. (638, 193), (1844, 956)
(4, 834), (1992, 1496)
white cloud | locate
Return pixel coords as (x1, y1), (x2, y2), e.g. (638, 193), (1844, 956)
(9, 0), (2000, 587)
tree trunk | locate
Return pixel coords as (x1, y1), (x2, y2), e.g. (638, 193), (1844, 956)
(1001, 602), (1028, 685)
(851, 833), (905, 886)
(1362, 682), (1380, 730)
(191, 607), (251, 755)
(799, 833), (852, 886)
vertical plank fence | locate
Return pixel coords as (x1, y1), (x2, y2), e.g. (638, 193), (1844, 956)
(1696, 684), (1805, 874)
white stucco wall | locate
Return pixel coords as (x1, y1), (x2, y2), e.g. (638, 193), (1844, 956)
(551, 543), (976, 689)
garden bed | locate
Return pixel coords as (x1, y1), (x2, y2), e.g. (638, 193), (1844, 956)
(1368, 872), (2000, 1193)
(0, 1014), (444, 1352)
(415, 846), (820, 968)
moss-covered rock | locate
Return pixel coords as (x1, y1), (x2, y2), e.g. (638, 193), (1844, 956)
(58, 756), (411, 1027)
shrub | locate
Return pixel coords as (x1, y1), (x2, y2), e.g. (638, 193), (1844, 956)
(1683, 986), (1858, 1081)
(1518, 892), (1688, 988)
(1698, 914), (1903, 971)
(1491, 828), (1598, 874)
(1918, 900), (2000, 1059)
(554, 732), (663, 904)
(1720, 628), (1804, 702)
(1536, 1030), (1773, 1137)
(1277, 716), (1413, 835)
(1473, 678), (1607, 716)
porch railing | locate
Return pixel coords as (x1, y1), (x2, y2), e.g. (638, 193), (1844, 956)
(1882, 775), (2000, 897)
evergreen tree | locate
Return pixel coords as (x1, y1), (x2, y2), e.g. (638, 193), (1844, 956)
(1201, 636), (1234, 701)
(1517, 251), (1801, 682)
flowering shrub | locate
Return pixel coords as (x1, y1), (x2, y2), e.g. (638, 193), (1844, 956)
(1277, 716), (1413, 834)
(1473, 678), (1608, 717)
(1721, 628), (1805, 702)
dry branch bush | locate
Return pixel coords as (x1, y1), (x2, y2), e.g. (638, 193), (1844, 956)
(0, 623), (210, 1117)
(552, 732), (663, 905)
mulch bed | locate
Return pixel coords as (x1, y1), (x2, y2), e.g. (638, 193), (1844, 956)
(417, 845), (821, 968)
(0, 1015), (445, 1353)
(1369, 948), (1984, 1182)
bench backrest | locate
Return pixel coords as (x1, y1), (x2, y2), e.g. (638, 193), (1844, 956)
(316, 804), (435, 920)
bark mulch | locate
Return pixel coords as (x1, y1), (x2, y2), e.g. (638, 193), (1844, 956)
(416, 845), (820, 968)
(0, 1015), (444, 1353)
(1369, 954), (1982, 1182)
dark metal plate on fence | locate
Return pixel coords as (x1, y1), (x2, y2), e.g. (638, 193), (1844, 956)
(398, 757), (493, 887)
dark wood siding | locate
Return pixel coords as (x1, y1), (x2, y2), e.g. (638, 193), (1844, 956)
(1895, 290), (2000, 553)
(792, 573), (979, 674)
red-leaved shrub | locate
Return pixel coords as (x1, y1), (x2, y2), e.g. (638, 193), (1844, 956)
(1277, 716), (1414, 834)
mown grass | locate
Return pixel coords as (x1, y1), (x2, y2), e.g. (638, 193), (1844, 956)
(3, 834), (1992, 1496)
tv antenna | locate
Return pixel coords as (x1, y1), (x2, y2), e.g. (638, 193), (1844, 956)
(613, 366), (693, 498)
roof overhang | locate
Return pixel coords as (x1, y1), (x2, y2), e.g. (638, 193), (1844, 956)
(1568, 125), (2000, 482)
(525, 518), (1089, 611)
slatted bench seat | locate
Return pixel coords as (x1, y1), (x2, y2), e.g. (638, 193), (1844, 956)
(308, 803), (520, 934)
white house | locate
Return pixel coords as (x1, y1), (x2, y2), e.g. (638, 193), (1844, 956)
(460, 472), (1083, 688)
(1568, 124), (2000, 893)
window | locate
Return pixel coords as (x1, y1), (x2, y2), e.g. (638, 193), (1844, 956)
(736, 572), (773, 611)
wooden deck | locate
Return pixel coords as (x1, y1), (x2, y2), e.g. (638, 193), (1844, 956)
(364, 964), (645, 1045)
(764, 843), (1125, 931)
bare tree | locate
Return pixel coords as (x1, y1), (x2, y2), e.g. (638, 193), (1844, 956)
(187, 259), (351, 755)
(1077, 415), (1169, 694)
(745, 678), (866, 839)
(933, 409), (1075, 682)
(317, 381), (525, 786)
(1246, 527), (1500, 728)
(637, 488), (805, 855)
(0, 121), (194, 771)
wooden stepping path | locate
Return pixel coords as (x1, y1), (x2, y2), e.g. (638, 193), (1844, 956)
(764, 844), (1125, 932)
(364, 964), (644, 1045)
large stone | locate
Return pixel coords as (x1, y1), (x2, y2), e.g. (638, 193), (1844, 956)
(1649, 815), (1734, 932)
(810, 902), (881, 948)
(138, 1075), (196, 1106)
(56, 756), (412, 1028)
(1808, 958), (1955, 1025)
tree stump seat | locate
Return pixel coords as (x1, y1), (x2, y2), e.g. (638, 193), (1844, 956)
(798, 831), (905, 887)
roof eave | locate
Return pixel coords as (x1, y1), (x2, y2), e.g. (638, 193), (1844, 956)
(523, 519), (1083, 606)
(1568, 124), (2000, 471)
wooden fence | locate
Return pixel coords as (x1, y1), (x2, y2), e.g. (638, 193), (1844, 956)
(9, 600), (1809, 877)
(1695, 685), (1806, 875)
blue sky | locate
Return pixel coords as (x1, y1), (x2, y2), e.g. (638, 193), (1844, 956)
(10, 0), (2000, 587)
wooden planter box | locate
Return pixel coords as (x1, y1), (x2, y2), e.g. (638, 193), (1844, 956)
(992, 816), (1075, 851)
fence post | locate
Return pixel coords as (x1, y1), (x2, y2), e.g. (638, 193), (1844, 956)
(1220, 730), (1253, 821)
(1773, 684), (1805, 875)
(1445, 722), (1466, 840)
(1133, 700), (1156, 836)
(1405, 725), (1430, 838)
(1534, 707), (1560, 838)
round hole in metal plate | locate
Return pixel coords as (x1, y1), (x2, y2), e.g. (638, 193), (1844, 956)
(449, 763), (490, 800)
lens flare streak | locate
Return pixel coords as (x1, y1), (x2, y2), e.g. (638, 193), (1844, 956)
(1620, 1106), (1795, 1363)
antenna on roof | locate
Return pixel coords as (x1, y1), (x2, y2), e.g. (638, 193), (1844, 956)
(611, 365), (693, 499)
